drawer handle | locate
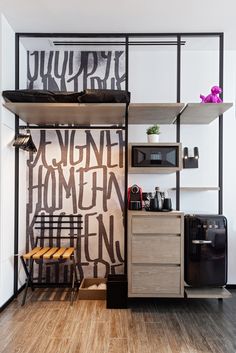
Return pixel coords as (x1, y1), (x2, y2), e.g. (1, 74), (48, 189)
(192, 240), (212, 245)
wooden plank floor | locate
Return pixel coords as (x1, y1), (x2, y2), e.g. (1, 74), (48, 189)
(0, 289), (236, 353)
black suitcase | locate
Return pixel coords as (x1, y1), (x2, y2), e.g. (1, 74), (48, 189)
(184, 215), (227, 287)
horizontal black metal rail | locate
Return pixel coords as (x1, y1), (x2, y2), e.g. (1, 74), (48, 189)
(34, 214), (82, 218)
(34, 221), (83, 224)
(53, 40), (186, 46)
(35, 227), (83, 230)
(16, 32), (224, 38)
(19, 125), (125, 130)
(36, 236), (82, 240)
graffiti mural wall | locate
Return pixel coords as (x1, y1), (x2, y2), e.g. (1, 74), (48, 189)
(27, 50), (125, 91)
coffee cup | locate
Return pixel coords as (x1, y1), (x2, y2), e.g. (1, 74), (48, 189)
(163, 198), (172, 211)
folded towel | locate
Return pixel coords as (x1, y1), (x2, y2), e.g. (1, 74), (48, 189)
(97, 283), (106, 290)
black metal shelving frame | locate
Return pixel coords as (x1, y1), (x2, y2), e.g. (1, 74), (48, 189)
(13, 32), (224, 297)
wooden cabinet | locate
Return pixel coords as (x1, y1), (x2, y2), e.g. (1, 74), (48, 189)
(128, 211), (184, 298)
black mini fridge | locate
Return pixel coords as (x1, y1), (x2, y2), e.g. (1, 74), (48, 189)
(185, 215), (227, 287)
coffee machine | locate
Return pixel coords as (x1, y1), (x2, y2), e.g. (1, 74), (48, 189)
(128, 184), (142, 210)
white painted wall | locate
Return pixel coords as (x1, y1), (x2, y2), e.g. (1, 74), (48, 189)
(180, 47), (219, 214)
(0, 14), (15, 306)
(129, 44), (177, 103)
(0, 19), (27, 304)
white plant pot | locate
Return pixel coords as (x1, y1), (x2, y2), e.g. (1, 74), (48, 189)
(147, 134), (160, 143)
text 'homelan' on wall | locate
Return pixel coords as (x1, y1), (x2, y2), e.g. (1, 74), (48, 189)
(26, 129), (125, 278)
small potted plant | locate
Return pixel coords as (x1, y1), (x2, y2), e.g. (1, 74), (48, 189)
(146, 124), (160, 143)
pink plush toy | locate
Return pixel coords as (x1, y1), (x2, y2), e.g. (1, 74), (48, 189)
(200, 86), (223, 103)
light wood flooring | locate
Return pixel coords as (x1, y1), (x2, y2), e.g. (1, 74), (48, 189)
(0, 289), (236, 353)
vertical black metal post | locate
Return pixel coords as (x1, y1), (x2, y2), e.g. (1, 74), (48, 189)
(219, 34), (224, 215)
(14, 33), (20, 295)
(124, 36), (129, 275)
(176, 34), (181, 210)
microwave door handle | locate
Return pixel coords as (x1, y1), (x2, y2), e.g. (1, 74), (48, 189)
(192, 240), (212, 244)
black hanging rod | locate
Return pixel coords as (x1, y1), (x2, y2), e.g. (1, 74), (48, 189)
(53, 40), (186, 46)
(34, 221), (83, 224)
(36, 236), (81, 240)
(35, 227), (83, 230)
(19, 125), (125, 130)
(35, 214), (82, 218)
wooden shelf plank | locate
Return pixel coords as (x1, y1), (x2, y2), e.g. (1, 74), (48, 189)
(3, 102), (126, 126)
(169, 187), (220, 191)
(128, 210), (184, 216)
(128, 103), (185, 124)
(129, 167), (180, 174)
(179, 103), (233, 124)
(185, 287), (232, 299)
(3, 101), (233, 126)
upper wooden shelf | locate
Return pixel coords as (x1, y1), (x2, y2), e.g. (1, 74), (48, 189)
(3, 101), (233, 126)
(178, 103), (233, 124)
(3, 102), (127, 126)
(128, 103), (185, 124)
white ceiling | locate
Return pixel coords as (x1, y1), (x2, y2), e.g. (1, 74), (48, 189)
(1, 0), (236, 49)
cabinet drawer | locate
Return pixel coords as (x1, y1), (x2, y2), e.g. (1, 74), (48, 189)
(132, 216), (181, 234)
(131, 265), (181, 294)
(132, 235), (181, 264)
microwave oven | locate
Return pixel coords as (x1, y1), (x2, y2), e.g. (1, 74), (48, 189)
(129, 143), (182, 173)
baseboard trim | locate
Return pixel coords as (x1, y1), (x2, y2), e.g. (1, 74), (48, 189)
(0, 284), (25, 313)
(0, 294), (16, 312)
